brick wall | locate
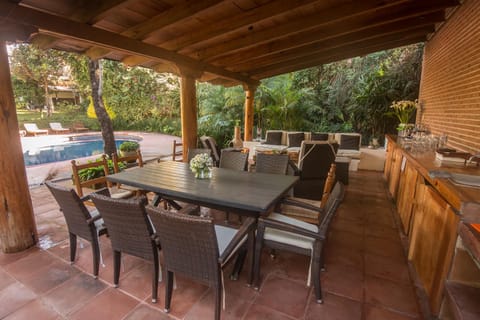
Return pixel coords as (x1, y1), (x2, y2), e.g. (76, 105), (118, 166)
(419, 0), (480, 154)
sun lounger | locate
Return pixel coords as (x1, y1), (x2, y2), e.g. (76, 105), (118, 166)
(72, 122), (89, 133)
(24, 123), (49, 136)
(49, 122), (70, 134)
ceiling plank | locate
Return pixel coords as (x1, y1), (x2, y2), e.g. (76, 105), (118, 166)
(251, 36), (426, 80)
(85, 47), (112, 60)
(160, 0), (324, 51)
(0, 2), (257, 86)
(209, 8), (446, 67)
(193, 0), (457, 61)
(121, 0), (223, 40)
(228, 18), (439, 72)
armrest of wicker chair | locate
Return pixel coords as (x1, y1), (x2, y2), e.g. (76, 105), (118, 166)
(258, 216), (324, 240)
(218, 217), (256, 264)
(80, 187), (111, 202)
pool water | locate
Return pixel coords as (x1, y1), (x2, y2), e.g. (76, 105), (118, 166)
(22, 135), (141, 166)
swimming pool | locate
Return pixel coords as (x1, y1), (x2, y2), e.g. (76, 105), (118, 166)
(22, 134), (142, 166)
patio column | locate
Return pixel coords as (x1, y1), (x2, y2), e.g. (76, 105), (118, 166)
(179, 68), (202, 162)
(243, 85), (257, 141)
(0, 41), (37, 253)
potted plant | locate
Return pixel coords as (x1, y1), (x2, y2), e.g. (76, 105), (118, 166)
(119, 141), (140, 157)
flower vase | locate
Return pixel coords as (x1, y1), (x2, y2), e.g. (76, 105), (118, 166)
(195, 168), (211, 179)
(231, 125), (243, 149)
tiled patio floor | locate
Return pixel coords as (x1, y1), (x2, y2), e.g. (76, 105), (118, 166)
(0, 170), (423, 319)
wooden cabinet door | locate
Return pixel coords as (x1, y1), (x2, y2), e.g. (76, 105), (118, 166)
(408, 183), (459, 315)
(396, 160), (419, 236)
(388, 148), (403, 199)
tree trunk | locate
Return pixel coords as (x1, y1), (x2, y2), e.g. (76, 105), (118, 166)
(87, 59), (116, 157)
(44, 78), (53, 116)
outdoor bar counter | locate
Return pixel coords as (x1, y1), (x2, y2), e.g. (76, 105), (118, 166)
(384, 135), (480, 318)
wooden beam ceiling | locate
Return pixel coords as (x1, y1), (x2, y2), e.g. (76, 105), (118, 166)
(1, 0), (461, 85)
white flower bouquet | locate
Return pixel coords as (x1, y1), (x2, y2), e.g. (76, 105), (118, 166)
(189, 153), (213, 179)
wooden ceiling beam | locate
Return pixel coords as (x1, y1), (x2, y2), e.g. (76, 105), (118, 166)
(196, 0), (458, 62)
(0, 2), (257, 86)
(0, 22), (36, 42)
(229, 20), (438, 73)
(209, 8), (446, 67)
(30, 34), (60, 49)
(251, 36), (427, 80)
(160, 0), (324, 51)
(85, 47), (112, 60)
(121, 0), (223, 40)
(121, 55), (151, 67)
(188, 0), (412, 60)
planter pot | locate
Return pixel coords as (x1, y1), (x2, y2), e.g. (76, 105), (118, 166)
(120, 150), (138, 160)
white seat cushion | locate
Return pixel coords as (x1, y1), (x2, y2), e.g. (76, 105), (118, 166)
(264, 213), (318, 250)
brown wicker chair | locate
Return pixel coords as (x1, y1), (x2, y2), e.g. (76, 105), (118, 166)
(45, 181), (108, 279)
(279, 163), (336, 224)
(254, 152), (289, 174)
(219, 149), (249, 171)
(291, 141), (338, 200)
(90, 193), (160, 303)
(253, 182), (344, 304)
(187, 148), (212, 162)
(146, 205), (256, 320)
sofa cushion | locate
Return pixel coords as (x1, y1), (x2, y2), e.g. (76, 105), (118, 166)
(287, 132), (304, 148)
(339, 134), (361, 150)
(265, 131), (283, 145)
(310, 132), (329, 141)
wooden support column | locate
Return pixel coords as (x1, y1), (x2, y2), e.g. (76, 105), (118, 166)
(243, 85), (257, 141)
(179, 68), (202, 162)
(0, 41), (37, 253)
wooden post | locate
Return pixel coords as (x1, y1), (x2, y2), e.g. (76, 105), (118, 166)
(243, 85), (257, 141)
(0, 41), (37, 253)
(179, 69), (201, 162)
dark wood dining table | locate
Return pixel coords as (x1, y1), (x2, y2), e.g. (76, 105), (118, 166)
(107, 161), (298, 218)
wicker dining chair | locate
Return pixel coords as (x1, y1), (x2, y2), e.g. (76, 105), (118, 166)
(187, 148), (212, 162)
(254, 152), (289, 174)
(90, 193), (160, 303)
(45, 181), (108, 279)
(253, 182), (345, 304)
(146, 205), (256, 320)
(219, 149), (249, 171)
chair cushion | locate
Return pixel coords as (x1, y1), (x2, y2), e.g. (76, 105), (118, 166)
(339, 134), (361, 151)
(310, 132), (329, 141)
(215, 225), (247, 265)
(264, 213), (318, 250)
(265, 131), (283, 145)
(287, 132), (304, 148)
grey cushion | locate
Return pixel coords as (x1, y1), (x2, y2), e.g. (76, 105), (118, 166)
(287, 132), (304, 148)
(340, 134), (361, 150)
(310, 132), (329, 141)
(265, 131), (283, 145)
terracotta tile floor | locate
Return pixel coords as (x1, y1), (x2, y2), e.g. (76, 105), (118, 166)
(0, 171), (424, 319)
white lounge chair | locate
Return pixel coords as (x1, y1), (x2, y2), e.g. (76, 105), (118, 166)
(24, 123), (48, 136)
(49, 122), (70, 134)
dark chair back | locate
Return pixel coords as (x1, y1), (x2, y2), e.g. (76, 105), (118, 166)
(219, 149), (248, 171)
(187, 148), (212, 163)
(147, 208), (220, 285)
(46, 181), (97, 241)
(90, 194), (156, 261)
(200, 136), (221, 166)
(298, 141), (337, 179)
(255, 153), (289, 174)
